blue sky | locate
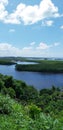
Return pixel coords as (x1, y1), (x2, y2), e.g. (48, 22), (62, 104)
(0, 0), (63, 57)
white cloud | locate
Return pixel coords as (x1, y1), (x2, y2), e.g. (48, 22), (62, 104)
(0, 43), (21, 56)
(0, 0), (61, 25)
(9, 29), (15, 32)
(36, 42), (52, 50)
(22, 42), (35, 51)
(30, 42), (35, 46)
(0, 0), (8, 5)
(22, 46), (33, 51)
(36, 42), (60, 50)
(54, 42), (60, 46)
(0, 43), (11, 50)
(60, 25), (63, 29)
(0, 41), (60, 57)
(42, 20), (54, 26)
(0, 0), (8, 21)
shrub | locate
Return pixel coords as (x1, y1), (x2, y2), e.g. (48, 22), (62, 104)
(0, 80), (4, 91)
(8, 87), (16, 98)
(0, 94), (13, 114)
(4, 76), (14, 88)
(25, 104), (41, 119)
(1, 86), (8, 95)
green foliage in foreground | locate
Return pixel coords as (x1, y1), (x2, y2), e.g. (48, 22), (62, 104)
(15, 60), (63, 73)
(0, 73), (63, 115)
(0, 74), (63, 129)
(0, 94), (63, 130)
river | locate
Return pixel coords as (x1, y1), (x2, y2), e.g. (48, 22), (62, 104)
(0, 63), (63, 89)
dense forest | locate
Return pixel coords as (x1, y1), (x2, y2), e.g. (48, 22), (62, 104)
(0, 73), (63, 129)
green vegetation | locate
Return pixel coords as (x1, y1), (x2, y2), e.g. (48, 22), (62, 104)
(1, 57), (63, 73)
(0, 59), (16, 65)
(16, 60), (63, 73)
(0, 94), (63, 130)
(0, 73), (63, 129)
(0, 57), (36, 65)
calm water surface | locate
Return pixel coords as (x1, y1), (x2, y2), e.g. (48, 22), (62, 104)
(0, 64), (63, 90)
(17, 61), (38, 64)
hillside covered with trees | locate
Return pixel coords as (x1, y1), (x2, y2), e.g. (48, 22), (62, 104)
(0, 73), (63, 129)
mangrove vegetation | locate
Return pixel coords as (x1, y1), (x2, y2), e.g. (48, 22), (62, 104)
(16, 60), (63, 73)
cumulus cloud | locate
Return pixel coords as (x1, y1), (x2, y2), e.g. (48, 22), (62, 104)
(0, 0), (8, 4)
(0, 0), (8, 21)
(0, 0), (61, 25)
(36, 42), (60, 50)
(0, 43), (11, 50)
(36, 42), (52, 50)
(0, 43), (21, 56)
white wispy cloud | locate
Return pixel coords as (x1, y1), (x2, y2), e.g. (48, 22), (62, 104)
(60, 25), (63, 29)
(30, 42), (35, 46)
(42, 20), (54, 26)
(0, 0), (61, 25)
(9, 29), (15, 32)
(22, 42), (35, 50)
(22, 46), (33, 51)
(54, 42), (60, 46)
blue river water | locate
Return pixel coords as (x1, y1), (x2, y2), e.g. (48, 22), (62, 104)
(0, 64), (63, 90)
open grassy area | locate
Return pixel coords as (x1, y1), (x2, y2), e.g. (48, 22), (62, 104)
(16, 60), (63, 73)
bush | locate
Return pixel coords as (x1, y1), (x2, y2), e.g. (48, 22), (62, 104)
(25, 104), (41, 119)
(4, 76), (14, 88)
(0, 94), (13, 114)
(0, 80), (5, 91)
(8, 87), (16, 98)
(1, 86), (8, 95)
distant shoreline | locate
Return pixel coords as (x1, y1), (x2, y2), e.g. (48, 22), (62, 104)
(0, 57), (63, 74)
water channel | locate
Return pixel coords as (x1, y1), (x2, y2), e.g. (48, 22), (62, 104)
(0, 62), (63, 89)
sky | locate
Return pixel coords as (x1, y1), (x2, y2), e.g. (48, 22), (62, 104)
(0, 0), (63, 58)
